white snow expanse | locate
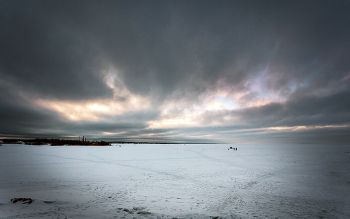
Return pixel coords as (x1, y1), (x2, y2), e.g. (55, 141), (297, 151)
(0, 144), (349, 219)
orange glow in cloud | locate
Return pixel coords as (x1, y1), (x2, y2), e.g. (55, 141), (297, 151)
(264, 125), (349, 132)
(148, 88), (279, 129)
(213, 88), (279, 110)
(148, 118), (198, 129)
(35, 68), (151, 121)
(34, 67), (286, 127)
(102, 131), (126, 135)
(37, 96), (150, 121)
(245, 99), (274, 107)
(206, 101), (227, 110)
(266, 126), (307, 131)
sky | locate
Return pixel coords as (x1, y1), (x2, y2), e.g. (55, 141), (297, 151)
(0, 0), (350, 144)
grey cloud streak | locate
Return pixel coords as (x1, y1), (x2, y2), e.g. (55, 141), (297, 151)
(214, 91), (350, 127)
(0, 0), (350, 144)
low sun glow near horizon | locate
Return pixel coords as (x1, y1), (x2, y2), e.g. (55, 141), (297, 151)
(32, 71), (350, 143)
(36, 74), (282, 124)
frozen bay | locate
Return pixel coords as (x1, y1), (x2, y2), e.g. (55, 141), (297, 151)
(0, 144), (349, 218)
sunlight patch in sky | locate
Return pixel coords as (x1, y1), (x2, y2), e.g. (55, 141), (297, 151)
(148, 118), (198, 129)
(264, 124), (350, 132)
(35, 69), (151, 121)
(102, 131), (126, 136)
(36, 96), (150, 121)
(213, 95), (237, 109)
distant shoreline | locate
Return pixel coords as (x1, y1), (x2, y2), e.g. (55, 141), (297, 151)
(0, 138), (221, 145)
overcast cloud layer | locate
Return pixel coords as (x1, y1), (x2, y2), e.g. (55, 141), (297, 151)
(1, 0), (350, 144)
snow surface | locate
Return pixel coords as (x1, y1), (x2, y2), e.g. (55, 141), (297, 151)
(0, 144), (349, 218)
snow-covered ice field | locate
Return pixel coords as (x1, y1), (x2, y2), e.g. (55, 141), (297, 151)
(0, 144), (349, 219)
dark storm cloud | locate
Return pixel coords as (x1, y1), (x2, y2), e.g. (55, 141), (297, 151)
(0, 81), (62, 136)
(0, 0), (113, 100)
(1, 0), (350, 143)
(2, 0), (350, 97)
